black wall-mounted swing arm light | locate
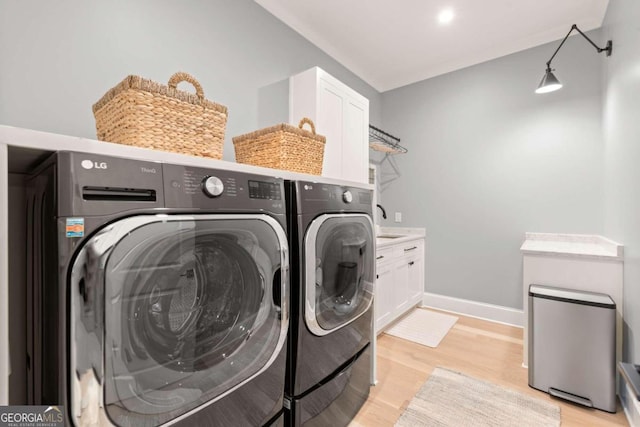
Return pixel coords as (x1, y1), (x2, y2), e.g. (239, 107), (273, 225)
(536, 24), (613, 94)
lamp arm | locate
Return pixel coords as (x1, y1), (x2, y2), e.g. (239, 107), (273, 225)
(572, 25), (609, 53)
(546, 24), (612, 69)
(545, 25), (576, 69)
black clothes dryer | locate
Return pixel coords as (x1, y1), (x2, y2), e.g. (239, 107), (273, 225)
(284, 180), (374, 426)
(26, 151), (289, 426)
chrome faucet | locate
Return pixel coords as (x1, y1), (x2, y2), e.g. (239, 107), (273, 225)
(376, 204), (387, 220)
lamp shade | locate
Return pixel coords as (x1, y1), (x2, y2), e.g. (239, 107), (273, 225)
(535, 69), (562, 94)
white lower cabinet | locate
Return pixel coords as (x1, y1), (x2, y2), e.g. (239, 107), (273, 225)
(407, 248), (424, 304)
(374, 262), (394, 332)
(393, 260), (411, 314)
(375, 239), (425, 334)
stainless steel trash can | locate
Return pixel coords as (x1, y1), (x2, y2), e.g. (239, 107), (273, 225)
(528, 284), (616, 413)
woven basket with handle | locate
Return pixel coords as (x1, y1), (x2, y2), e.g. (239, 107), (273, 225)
(92, 72), (228, 159)
(232, 118), (326, 175)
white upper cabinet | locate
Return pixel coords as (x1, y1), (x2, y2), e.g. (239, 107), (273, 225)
(289, 67), (369, 183)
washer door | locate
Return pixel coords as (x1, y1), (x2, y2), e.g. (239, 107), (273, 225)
(304, 214), (374, 336)
(69, 214), (288, 427)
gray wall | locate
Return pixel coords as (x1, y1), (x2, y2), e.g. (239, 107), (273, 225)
(379, 33), (605, 309)
(601, 0), (640, 363)
(0, 0), (382, 161)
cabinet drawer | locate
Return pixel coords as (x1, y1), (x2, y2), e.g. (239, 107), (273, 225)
(400, 240), (424, 255)
(375, 246), (395, 264)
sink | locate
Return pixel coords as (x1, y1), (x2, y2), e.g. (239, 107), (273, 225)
(376, 234), (405, 239)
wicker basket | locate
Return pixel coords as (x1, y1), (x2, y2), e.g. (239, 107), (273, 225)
(92, 72), (228, 159)
(233, 118), (326, 175)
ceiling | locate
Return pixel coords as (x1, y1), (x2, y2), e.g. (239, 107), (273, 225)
(255, 0), (610, 92)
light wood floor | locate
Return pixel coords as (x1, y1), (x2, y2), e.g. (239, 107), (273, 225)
(351, 308), (629, 426)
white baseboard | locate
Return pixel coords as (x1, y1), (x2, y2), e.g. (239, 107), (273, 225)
(422, 292), (523, 327)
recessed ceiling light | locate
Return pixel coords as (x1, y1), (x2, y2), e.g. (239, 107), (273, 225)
(438, 8), (454, 25)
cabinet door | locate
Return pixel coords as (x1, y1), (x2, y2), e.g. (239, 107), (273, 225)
(408, 254), (424, 305)
(393, 260), (411, 315)
(375, 262), (394, 333)
(317, 79), (344, 179)
(342, 98), (367, 183)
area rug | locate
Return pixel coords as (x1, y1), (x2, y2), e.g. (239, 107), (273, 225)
(395, 367), (560, 427)
(385, 308), (457, 348)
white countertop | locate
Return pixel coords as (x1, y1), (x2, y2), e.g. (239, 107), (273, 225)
(0, 125), (373, 190)
(520, 232), (623, 261)
(376, 226), (425, 248)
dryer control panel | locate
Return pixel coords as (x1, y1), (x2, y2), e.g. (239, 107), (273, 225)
(293, 180), (373, 216)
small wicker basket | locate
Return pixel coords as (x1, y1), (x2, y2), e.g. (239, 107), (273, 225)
(233, 118), (326, 175)
(92, 72), (228, 159)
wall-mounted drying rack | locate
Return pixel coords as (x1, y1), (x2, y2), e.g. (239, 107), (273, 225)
(369, 125), (407, 155)
(369, 125), (406, 190)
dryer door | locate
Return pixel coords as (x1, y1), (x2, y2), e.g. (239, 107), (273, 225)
(304, 214), (374, 336)
(69, 214), (288, 427)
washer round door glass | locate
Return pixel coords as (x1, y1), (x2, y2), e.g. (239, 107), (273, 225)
(69, 215), (288, 427)
(305, 214), (374, 335)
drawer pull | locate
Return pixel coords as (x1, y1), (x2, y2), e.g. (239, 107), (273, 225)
(408, 261), (415, 266)
(376, 255), (384, 260)
(404, 246), (418, 252)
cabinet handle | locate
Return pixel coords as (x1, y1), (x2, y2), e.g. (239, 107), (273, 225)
(408, 261), (415, 266)
(404, 246), (418, 252)
(376, 255), (384, 260)
(376, 274), (379, 279)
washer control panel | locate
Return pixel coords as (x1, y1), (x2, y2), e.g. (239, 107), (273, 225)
(248, 180), (282, 200)
(162, 164), (285, 216)
(202, 176), (224, 197)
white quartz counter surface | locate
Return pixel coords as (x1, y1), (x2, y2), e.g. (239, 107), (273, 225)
(376, 227), (425, 248)
(520, 232), (623, 261)
(0, 125), (373, 189)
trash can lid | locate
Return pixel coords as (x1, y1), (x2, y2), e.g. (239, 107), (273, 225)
(529, 284), (616, 309)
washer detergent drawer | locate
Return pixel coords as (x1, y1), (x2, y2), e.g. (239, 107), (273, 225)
(289, 345), (371, 427)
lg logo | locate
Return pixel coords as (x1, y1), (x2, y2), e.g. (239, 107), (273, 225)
(81, 160), (107, 170)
